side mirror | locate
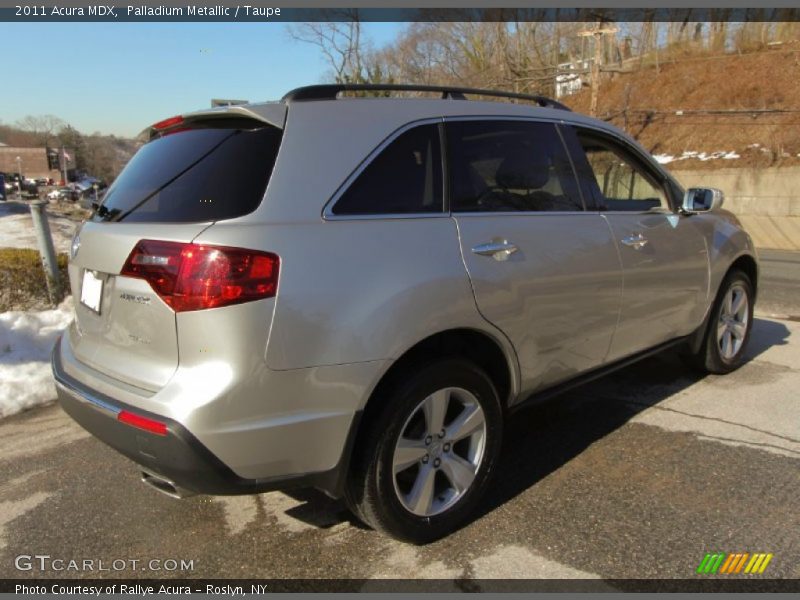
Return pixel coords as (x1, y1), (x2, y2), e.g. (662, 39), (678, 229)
(682, 187), (724, 214)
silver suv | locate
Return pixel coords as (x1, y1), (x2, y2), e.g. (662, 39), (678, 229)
(53, 84), (758, 543)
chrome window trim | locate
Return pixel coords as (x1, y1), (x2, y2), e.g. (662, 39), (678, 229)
(453, 211), (595, 218)
(596, 208), (675, 216)
(322, 117), (445, 221)
(321, 114), (674, 221)
(323, 212), (451, 221)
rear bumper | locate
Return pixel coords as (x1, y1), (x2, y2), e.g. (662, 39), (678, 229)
(52, 336), (361, 497)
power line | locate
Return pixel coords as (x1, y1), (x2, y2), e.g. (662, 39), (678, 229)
(612, 108), (800, 115)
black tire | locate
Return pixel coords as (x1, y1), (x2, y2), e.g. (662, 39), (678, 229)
(345, 358), (503, 544)
(686, 269), (754, 374)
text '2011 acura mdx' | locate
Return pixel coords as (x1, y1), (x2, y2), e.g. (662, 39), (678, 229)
(53, 84), (758, 543)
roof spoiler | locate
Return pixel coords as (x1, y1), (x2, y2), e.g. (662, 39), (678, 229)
(145, 103), (287, 140)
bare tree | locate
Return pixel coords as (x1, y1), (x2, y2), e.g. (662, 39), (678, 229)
(288, 10), (368, 83)
(15, 114), (66, 147)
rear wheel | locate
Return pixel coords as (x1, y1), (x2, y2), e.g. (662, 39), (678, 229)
(346, 358), (503, 543)
(687, 269), (754, 374)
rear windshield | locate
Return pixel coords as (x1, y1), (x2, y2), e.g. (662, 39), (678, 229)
(93, 124), (282, 223)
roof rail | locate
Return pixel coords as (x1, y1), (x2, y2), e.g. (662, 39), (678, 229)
(281, 84), (571, 111)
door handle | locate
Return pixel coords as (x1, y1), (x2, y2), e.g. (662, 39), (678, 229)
(471, 240), (519, 261)
(621, 233), (648, 250)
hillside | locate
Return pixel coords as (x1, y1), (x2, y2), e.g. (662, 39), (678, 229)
(564, 43), (800, 170)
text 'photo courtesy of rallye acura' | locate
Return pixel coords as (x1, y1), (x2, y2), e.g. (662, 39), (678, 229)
(53, 84), (758, 543)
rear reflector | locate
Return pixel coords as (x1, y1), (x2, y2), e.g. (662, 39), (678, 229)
(118, 410), (168, 436)
(121, 240), (279, 312)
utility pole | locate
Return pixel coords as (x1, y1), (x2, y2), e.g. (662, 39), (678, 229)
(29, 200), (62, 305)
(578, 21), (618, 117)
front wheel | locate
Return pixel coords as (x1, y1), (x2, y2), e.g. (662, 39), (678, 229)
(688, 269), (754, 374)
(346, 358), (503, 543)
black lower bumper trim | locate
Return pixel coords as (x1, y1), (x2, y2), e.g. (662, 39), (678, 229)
(52, 336), (356, 498)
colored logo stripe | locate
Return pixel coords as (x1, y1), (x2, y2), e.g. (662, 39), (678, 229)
(699, 552), (773, 575)
(697, 553), (726, 574)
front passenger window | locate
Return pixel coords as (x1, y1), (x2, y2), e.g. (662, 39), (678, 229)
(566, 129), (668, 212)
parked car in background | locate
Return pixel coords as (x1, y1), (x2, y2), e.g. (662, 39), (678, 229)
(3, 173), (21, 193)
(47, 188), (69, 200)
(20, 180), (39, 199)
(48, 187), (79, 201)
(54, 84), (759, 543)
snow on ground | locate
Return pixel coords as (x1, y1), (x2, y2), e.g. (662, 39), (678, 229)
(0, 201), (82, 419)
(654, 150), (741, 164)
(0, 297), (73, 418)
(0, 201), (77, 254)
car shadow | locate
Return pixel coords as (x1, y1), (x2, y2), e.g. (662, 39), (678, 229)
(475, 316), (791, 520)
(745, 316), (791, 359)
(262, 318), (791, 535)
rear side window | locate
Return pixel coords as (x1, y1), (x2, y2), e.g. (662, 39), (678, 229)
(446, 120), (583, 213)
(332, 124), (443, 216)
(94, 125), (282, 223)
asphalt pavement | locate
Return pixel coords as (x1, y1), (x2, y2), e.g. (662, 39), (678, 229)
(1, 313), (798, 585)
(757, 249), (800, 318)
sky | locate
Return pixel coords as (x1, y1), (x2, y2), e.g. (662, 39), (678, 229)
(0, 22), (406, 138)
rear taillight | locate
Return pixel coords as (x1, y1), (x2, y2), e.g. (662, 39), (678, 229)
(121, 240), (279, 312)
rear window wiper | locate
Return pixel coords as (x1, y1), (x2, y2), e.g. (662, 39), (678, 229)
(92, 202), (120, 221)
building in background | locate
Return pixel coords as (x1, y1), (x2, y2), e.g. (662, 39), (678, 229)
(0, 146), (74, 180)
(555, 60), (590, 99)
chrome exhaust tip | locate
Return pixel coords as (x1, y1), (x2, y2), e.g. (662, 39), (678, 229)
(140, 471), (196, 499)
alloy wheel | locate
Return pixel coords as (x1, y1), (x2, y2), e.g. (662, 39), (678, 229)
(717, 283), (749, 361)
(391, 387), (487, 517)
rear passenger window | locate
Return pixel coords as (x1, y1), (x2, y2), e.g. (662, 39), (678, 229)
(332, 124), (443, 215)
(446, 120), (583, 213)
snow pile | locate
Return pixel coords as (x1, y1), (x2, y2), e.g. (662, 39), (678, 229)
(702, 151), (740, 161)
(0, 297), (74, 418)
(653, 154), (676, 164)
(653, 150), (740, 164)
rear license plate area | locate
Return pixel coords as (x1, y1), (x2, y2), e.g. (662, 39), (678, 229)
(80, 270), (104, 314)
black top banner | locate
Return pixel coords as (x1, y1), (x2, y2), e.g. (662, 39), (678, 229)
(3, 5), (800, 22)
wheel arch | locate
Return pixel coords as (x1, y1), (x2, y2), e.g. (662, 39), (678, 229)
(689, 252), (759, 355)
(728, 253), (759, 301)
(366, 327), (517, 414)
(333, 328), (517, 494)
